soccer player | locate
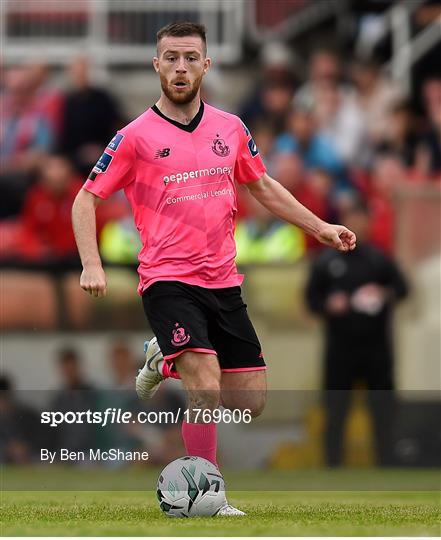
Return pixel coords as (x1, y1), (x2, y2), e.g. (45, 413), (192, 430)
(72, 22), (356, 515)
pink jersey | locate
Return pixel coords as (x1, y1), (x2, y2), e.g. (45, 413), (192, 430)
(83, 102), (266, 294)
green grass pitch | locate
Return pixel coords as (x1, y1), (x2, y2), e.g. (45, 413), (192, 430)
(1, 467), (440, 536)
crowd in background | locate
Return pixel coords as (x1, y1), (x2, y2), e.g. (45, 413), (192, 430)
(236, 48), (440, 262)
(0, 342), (185, 465)
(0, 57), (128, 267)
(0, 49), (440, 270)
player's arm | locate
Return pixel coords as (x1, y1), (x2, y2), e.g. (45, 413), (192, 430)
(72, 132), (134, 297)
(246, 172), (356, 252)
(72, 189), (107, 298)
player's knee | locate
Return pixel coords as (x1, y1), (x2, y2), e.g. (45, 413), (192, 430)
(186, 366), (221, 412)
(247, 394), (266, 418)
(187, 365), (221, 395)
(222, 392), (266, 418)
(177, 351), (219, 381)
(175, 352), (222, 412)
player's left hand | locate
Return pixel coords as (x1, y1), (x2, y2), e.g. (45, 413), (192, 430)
(316, 224), (357, 252)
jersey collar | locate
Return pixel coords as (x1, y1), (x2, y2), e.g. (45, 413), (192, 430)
(151, 101), (204, 133)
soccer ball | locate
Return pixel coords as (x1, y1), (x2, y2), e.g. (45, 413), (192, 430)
(157, 456), (226, 517)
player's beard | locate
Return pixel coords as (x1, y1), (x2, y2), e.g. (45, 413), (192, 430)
(160, 72), (203, 105)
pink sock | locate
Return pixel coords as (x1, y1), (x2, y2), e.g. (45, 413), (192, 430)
(181, 420), (217, 466)
(161, 360), (180, 379)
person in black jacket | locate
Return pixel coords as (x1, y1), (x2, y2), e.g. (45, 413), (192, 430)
(59, 56), (124, 177)
(306, 199), (408, 466)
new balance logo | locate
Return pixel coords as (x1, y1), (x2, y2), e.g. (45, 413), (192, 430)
(155, 148), (171, 158)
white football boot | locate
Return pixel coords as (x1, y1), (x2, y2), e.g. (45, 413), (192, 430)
(217, 503), (246, 516)
(136, 337), (165, 399)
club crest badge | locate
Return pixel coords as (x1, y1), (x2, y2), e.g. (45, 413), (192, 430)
(171, 323), (191, 347)
(212, 134), (230, 157)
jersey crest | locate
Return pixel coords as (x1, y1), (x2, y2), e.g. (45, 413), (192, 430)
(212, 135), (230, 157)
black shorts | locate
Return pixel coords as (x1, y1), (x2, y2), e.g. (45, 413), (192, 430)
(142, 281), (266, 372)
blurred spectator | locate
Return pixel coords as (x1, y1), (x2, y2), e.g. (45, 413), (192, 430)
(365, 152), (407, 255)
(295, 50), (342, 111)
(240, 42), (296, 134)
(109, 340), (139, 391)
(271, 152), (305, 194)
(306, 199), (408, 466)
(55, 347), (94, 391)
(256, 153), (336, 253)
(376, 102), (423, 170)
(350, 58), (405, 145)
(242, 79), (296, 136)
(0, 151), (127, 264)
(96, 340), (141, 461)
(50, 348), (96, 456)
(59, 56), (124, 177)
(274, 105), (348, 190)
(0, 375), (41, 463)
(27, 63), (64, 138)
(272, 153), (334, 225)
(0, 65), (55, 218)
(295, 50), (368, 167)
(237, 150), (322, 246)
(418, 77), (441, 177)
(313, 81), (368, 167)
(260, 80), (297, 135)
(0, 152), (103, 328)
(235, 190), (305, 264)
(15, 154), (82, 265)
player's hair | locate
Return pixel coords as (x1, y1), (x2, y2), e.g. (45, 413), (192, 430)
(156, 21), (207, 56)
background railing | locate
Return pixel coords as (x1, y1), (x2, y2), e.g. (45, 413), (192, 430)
(1, 0), (245, 66)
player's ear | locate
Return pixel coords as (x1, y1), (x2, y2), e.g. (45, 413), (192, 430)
(203, 57), (211, 75)
(152, 57), (160, 73)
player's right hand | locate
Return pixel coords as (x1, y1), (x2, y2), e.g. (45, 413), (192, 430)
(80, 265), (107, 298)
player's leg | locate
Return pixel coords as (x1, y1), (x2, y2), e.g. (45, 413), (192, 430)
(205, 287), (262, 516)
(208, 286), (267, 416)
(138, 283), (246, 515)
(221, 370), (266, 418)
(174, 351), (221, 466)
(139, 282), (225, 464)
(175, 350), (246, 516)
(137, 281), (216, 399)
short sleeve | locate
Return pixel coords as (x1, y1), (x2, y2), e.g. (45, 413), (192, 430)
(234, 119), (266, 184)
(83, 132), (135, 199)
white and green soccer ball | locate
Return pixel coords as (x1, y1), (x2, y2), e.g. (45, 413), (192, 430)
(157, 456), (226, 517)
